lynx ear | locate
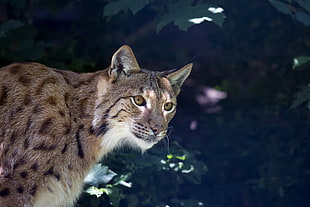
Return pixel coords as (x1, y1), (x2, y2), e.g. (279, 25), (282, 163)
(167, 63), (192, 95)
(109, 45), (141, 82)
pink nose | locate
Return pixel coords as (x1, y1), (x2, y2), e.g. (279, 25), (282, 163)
(151, 125), (164, 136)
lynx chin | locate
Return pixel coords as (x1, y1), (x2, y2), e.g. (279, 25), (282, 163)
(0, 45), (192, 207)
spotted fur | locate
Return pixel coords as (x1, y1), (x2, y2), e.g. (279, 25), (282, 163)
(0, 45), (192, 207)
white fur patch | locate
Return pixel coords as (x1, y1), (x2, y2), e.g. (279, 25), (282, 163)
(33, 178), (80, 207)
(100, 121), (156, 155)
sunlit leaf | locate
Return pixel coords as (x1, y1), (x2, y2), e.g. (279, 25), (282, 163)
(176, 155), (186, 161)
(167, 154), (173, 159)
(169, 163), (176, 168)
(102, 0), (225, 32)
(85, 186), (110, 198)
(156, 1), (226, 32)
(293, 56), (310, 69)
(84, 164), (117, 186)
(181, 165), (195, 174)
(113, 174), (132, 187)
(178, 162), (184, 169)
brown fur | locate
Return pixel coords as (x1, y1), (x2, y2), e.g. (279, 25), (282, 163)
(0, 45), (192, 207)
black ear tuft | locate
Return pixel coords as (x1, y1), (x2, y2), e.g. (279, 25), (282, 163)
(108, 45), (141, 82)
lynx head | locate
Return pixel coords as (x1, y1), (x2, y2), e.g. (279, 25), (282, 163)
(94, 45), (192, 153)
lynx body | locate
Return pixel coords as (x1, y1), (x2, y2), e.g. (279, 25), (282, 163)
(0, 46), (192, 207)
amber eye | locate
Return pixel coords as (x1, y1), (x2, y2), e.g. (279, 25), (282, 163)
(163, 102), (174, 111)
(133, 95), (146, 106)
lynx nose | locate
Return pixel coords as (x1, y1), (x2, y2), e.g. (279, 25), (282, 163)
(151, 125), (164, 136)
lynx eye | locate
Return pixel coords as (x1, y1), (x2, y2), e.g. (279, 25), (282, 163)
(133, 95), (146, 106)
(163, 102), (174, 111)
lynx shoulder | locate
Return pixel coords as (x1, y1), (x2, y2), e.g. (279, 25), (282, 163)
(0, 45), (192, 207)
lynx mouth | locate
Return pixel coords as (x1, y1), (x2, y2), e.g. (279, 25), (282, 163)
(125, 123), (167, 150)
(133, 132), (157, 142)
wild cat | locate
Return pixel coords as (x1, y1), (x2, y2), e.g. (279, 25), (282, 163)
(0, 45), (192, 207)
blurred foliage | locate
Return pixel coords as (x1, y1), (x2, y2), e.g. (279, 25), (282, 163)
(291, 56), (310, 110)
(80, 142), (207, 207)
(103, 0), (226, 32)
(291, 84), (310, 110)
(269, 0), (310, 26)
(0, 0), (309, 207)
(0, 19), (23, 38)
(293, 56), (310, 69)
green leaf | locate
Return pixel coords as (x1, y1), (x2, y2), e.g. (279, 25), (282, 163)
(295, 11), (310, 26)
(269, 0), (310, 26)
(0, 20), (24, 38)
(269, 0), (294, 17)
(295, 0), (310, 12)
(291, 84), (310, 109)
(293, 56), (310, 69)
(103, 0), (154, 17)
(176, 155), (187, 161)
(106, 186), (121, 206)
(113, 173), (131, 187)
(167, 154), (173, 159)
(156, 1), (226, 32)
(84, 164), (117, 186)
(85, 186), (111, 198)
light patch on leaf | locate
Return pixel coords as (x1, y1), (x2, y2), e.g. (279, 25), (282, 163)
(189, 17), (213, 24)
(156, 2), (226, 32)
(181, 165), (195, 174)
(208, 7), (224, 14)
(85, 186), (111, 198)
(293, 56), (310, 69)
(84, 164), (116, 186)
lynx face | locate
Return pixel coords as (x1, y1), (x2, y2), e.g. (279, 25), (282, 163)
(97, 73), (178, 151)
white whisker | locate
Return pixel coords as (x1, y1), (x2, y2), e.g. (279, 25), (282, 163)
(161, 132), (171, 153)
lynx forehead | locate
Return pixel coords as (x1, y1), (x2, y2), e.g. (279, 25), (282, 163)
(0, 45), (192, 207)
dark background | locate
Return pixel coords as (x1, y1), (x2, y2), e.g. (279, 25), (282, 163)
(0, 0), (309, 206)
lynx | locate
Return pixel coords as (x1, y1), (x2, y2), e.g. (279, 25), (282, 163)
(0, 45), (192, 207)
